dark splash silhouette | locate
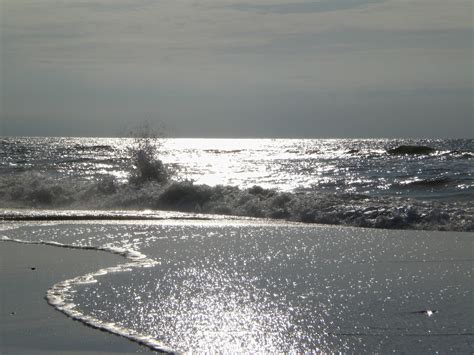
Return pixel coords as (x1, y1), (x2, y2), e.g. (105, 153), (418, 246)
(127, 125), (171, 185)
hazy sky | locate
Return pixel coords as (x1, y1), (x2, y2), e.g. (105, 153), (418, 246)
(0, 0), (472, 137)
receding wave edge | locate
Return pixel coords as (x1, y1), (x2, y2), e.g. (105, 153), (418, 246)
(0, 235), (177, 354)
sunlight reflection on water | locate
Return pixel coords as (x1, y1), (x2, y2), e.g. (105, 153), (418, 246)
(15, 220), (462, 353)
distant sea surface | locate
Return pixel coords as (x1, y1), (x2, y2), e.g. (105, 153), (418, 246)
(1, 137), (473, 231)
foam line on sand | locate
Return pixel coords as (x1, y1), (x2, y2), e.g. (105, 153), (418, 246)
(0, 236), (173, 353)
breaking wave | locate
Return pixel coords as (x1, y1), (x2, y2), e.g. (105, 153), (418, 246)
(1, 171), (472, 232)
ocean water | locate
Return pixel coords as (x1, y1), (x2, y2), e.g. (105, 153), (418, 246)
(0, 137), (473, 231)
(1, 137), (473, 352)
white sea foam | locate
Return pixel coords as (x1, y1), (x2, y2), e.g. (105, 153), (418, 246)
(0, 178), (472, 231)
(1, 235), (176, 353)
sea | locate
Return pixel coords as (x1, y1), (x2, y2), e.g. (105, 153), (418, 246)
(0, 137), (473, 231)
(1, 137), (473, 352)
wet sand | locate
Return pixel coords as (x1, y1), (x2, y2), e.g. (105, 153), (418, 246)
(0, 242), (156, 354)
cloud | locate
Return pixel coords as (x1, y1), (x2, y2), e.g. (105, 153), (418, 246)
(32, 0), (158, 13)
(227, 0), (385, 14)
(1, 0), (472, 137)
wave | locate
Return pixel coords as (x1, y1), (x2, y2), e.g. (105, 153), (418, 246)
(443, 150), (474, 159)
(0, 236), (174, 353)
(73, 144), (114, 151)
(204, 149), (243, 154)
(54, 157), (119, 165)
(283, 146), (472, 159)
(394, 177), (453, 188)
(1, 172), (472, 231)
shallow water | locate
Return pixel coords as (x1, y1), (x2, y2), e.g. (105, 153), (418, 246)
(2, 220), (472, 352)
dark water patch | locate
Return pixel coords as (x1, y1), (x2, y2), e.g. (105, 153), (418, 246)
(408, 177), (451, 187)
(73, 144), (114, 151)
(395, 177), (453, 189)
(58, 157), (95, 164)
(204, 149), (243, 154)
(55, 157), (119, 166)
(387, 145), (436, 155)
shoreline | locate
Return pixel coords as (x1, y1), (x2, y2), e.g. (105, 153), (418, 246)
(0, 241), (158, 354)
(1, 219), (473, 353)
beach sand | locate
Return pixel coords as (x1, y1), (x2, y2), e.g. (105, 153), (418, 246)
(0, 242), (155, 354)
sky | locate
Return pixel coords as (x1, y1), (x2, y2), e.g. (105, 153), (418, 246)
(0, 0), (472, 138)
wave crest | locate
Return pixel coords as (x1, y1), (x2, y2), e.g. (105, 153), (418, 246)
(1, 172), (472, 232)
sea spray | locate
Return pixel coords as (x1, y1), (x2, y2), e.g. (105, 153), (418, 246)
(127, 122), (172, 186)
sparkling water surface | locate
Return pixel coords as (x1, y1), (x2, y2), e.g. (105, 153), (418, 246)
(3, 220), (472, 353)
(1, 137), (473, 231)
(1, 137), (472, 197)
